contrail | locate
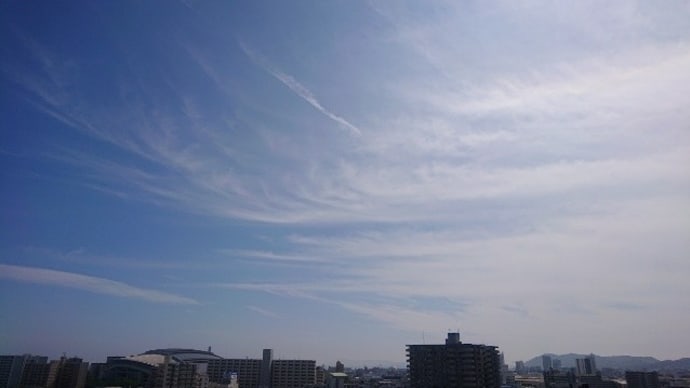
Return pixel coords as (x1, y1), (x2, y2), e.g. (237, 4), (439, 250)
(240, 41), (361, 136)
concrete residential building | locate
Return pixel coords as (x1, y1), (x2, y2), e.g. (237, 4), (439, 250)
(259, 350), (272, 388)
(271, 360), (315, 388)
(8, 356), (87, 388)
(52, 358), (88, 388)
(207, 350), (315, 388)
(315, 367), (325, 385)
(544, 369), (576, 388)
(207, 358), (262, 388)
(578, 374), (617, 388)
(625, 372), (660, 388)
(552, 360), (562, 370)
(542, 356), (553, 372)
(0, 355), (50, 388)
(575, 356), (597, 376)
(21, 359), (57, 388)
(515, 361), (526, 375)
(326, 372), (348, 388)
(0, 356), (28, 388)
(407, 332), (501, 388)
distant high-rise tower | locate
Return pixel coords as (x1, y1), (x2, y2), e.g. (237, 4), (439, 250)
(542, 355), (553, 371)
(271, 359), (316, 388)
(259, 349), (272, 388)
(446, 332), (460, 345)
(575, 355), (597, 376)
(0, 355), (32, 388)
(53, 357), (88, 388)
(588, 354), (597, 373)
(499, 353), (509, 385)
(552, 359), (562, 370)
(515, 361), (526, 374)
(407, 332), (501, 388)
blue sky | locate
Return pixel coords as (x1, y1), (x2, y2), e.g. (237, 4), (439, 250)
(1, 1), (689, 365)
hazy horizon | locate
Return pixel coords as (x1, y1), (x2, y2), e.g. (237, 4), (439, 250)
(1, 1), (689, 366)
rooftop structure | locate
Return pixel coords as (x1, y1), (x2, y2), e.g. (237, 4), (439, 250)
(99, 349), (217, 388)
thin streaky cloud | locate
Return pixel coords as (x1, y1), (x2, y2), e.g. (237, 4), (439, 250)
(246, 305), (280, 318)
(217, 249), (330, 263)
(239, 41), (362, 136)
(222, 282), (467, 333)
(0, 264), (199, 305)
(22, 246), (203, 270)
(3, 1), (689, 361)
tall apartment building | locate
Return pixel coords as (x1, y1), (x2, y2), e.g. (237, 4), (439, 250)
(259, 350), (272, 388)
(575, 356), (597, 376)
(21, 358), (57, 388)
(153, 358), (205, 388)
(207, 358), (262, 388)
(542, 355), (553, 371)
(407, 332), (501, 388)
(0, 355), (52, 388)
(0, 355), (87, 388)
(625, 372), (660, 388)
(1, 356), (28, 388)
(207, 350), (315, 388)
(552, 359), (562, 370)
(270, 360), (315, 388)
(315, 367), (325, 385)
(514, 361), (525, 375)
(52, 358), (88, 388)
(544, 369), (576, 388)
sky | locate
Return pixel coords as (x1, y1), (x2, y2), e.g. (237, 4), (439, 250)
(1, 1), (689, 366)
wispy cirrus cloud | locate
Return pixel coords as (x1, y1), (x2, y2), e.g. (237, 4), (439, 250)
(217, 249), (329, 264)
(8, 24), (689, 227)
(22, 246), (199, 270)
(0, 264), (198, 305)
(4, 0), (690, 361)
(214, 192), (689, 342)
(246, 305), (280, 318)
(225, 282), (467, 333)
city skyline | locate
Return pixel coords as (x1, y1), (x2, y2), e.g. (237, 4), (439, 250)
(3, 345), (689, 372)
(1, 1), (689, 365)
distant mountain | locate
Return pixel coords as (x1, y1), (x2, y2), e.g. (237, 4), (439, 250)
(524, 354), (682, 371)
(655, 358), (690, 372)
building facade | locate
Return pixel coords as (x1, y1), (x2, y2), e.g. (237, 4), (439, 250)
(270, 360), (316, 388)
(575, 356), (597, 376)
(542, 356), (553, 372)
(407, 332), (501, 388)
(52, 358), (88, 388)
(207, 359), (262, 388)
(0, 356), (28, 388)
(544, 369), (576, 388)
(625, 372), (660, 388)
(207, 350), (315, 388)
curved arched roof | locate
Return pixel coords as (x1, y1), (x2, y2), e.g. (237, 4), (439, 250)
(125, 354), (175, 367)
(142, 348), (222, 363)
